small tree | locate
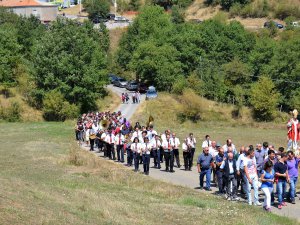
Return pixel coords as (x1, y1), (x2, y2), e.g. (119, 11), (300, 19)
(171, 5), (185, 24)
(129, 0), (141, 11)
(250, 76), (280, 121)
(83, 0), (110, 21)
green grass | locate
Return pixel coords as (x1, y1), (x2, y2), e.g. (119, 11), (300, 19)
(0, 122), (298, 225)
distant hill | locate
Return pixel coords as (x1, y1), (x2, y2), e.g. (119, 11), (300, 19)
(186, 0), (300, 29)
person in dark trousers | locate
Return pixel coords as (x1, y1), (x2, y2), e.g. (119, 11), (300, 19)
(162, 134), (174, 172)
(131, 137), (141, 172)
(104, 130), (115, 160)
(115, 132), (125, 162)
(141, 137), (151, 175)
(126, 138), (133, 166)
(183, 140), (192, 170)
(220, 152), (239, 201)
(197, 147), (214, 191)
(151, 134), (161, 169)
(171, 133), (181, 168)
(215, 147), (225, 194)
(186, 133), (196, 169)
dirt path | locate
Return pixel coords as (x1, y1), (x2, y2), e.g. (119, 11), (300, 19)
(83, 86), (300, 222)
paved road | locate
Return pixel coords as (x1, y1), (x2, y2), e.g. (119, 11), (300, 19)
(106, 85), (145, 120)
(83, 86), (300, 222)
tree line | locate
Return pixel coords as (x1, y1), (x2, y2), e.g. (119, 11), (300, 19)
(0, 8), (109, 121)
(117, 6), (300, 121)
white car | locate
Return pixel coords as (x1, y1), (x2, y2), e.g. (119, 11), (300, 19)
(114, 16), (129, 23)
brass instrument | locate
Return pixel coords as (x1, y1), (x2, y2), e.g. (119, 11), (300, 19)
(100, 119), (108, 129)
(147, 115), (154, 127)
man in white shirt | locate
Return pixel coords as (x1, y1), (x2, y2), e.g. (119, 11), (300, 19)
(236, 146), (248, 196)
(104, 130), (116, 160)
(131, 137), (142, 172)
(162, 134), (175, 172)
(141, 137), (152, 175)
(151, 135), (161, 169)
(186, 133), (196, 169)
(115, 132), (125, 163)
(147, 125), (157, 141)
(131, 127), (142, 142)
(202, 135), (212, 149)
(171, 133), (181, 168)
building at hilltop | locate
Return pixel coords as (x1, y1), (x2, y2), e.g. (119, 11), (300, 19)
(0, 0), (58, 23)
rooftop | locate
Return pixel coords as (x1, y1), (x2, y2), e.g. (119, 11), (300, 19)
(0, 0), (54, 7)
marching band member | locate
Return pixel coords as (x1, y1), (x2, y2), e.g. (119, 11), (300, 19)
(104, 130), (116, 160)
(171, 133), (181, 168)
(131, 137), (142, 172)
(162, 134), (175, 172)
(151, 134), (162, 169)
(141, 137), (152, 175)
(186, 133), (197, 169)
(182, 139), (192, 171)
(115, 132), (125, 163)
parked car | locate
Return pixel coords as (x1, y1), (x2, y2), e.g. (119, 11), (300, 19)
(107, 13), (115, 20)
(92, 17), (108, 24)
(113, 77), (128, 88)
(146, 86), (158, 100)
(114, 16), (129, 23)
(138, 83), (148, 93)
(126, 81), (138, 91)
(108, 74), (119, 84)
(291, 21), (300, 27)
(264, 21), (284, 29)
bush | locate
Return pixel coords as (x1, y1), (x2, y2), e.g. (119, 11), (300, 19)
(250, 76), (280, 121)
(178, 89), (204, 122)
(274, 3), (300, 20)
(43, 90), (79, 121)
(172, 76), (187, 95)
(0, 101), (22, 122)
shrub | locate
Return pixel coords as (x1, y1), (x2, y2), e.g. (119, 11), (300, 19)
(178, 89), (204, 122)
(0, 101), (22, 122)
(274, 3), (300, 20)
(43, 90), (79, 121)
(250, 76), (280, 121)
(172, 76), (187, 95)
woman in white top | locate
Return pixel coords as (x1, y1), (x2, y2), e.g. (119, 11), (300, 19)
(131, 137), (141, 172)
(141, 137), (152, 175)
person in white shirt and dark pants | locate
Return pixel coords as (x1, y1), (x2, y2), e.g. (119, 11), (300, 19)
(171, 133), (181, 168)
(115, 132), (125, 163)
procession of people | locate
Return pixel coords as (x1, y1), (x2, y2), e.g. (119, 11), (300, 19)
(75, 109), (300, 212)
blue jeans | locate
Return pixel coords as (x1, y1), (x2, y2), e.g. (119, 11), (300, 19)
(277, 180), (287, 204)
(289, 177), (298, 201)
(246, 174), (259, 204)
(200, 168), (211, 189)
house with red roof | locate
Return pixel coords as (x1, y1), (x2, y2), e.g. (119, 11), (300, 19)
(0, 0), (58, 23)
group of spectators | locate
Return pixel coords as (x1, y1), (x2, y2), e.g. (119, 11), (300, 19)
(121, 92), (141, 104)
(75, 111), (300, 212)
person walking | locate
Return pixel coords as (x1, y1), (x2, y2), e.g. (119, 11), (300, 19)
(220, 152), (239, 201)
(215, 147), (225, 194)
(255, 143), (265, 178)
(131, 137), (141, 172)
(151, 134), (161, 169)
(260, 161), (275, 212)
(274, 153), (289, 209)
(244, 148), (262, 206)
(197, 147), (214, 191)
(182, 140), (192, 171)
(141, 137), (151, 175)
(104, 130), (115, 160)
(186, 133), (196, 169)
(287, 151), (299, 204)
(162, 134), (175, 172)
(171, 133), (181, 168)
(115, 132), (125, 163)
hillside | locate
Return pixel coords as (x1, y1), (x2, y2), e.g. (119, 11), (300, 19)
(186, 0), (300, 29)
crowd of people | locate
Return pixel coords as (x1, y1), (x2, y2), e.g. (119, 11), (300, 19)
(121, 92), (141, 104)
(75, 110), (300, 212)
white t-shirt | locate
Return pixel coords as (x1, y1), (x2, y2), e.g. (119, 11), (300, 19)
(244, 157), (257, 176)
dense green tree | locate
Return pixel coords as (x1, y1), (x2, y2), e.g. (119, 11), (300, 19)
(0, 24), (21, 84)
(250, 76), (280, 121)
(83, 0), (110, 21)
(171, 5), (185, 24)
(31, 19), (108, 112)
(129, 0), (141, 11)
(130, 41), (182, 91)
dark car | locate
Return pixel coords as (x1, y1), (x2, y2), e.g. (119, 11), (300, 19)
(92, 17), (108, 24)
(108, 74), (119, 84)
(107, 13), (115, 20)
(264, 21), (284, 29)
(126, 81), (138, 91)
(146, 86), (158, 100)
(138, 83), (148, 93)
(113, 77), (128, 88)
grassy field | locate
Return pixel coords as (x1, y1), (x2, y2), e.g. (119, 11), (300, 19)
(0, 122), (297, 225)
